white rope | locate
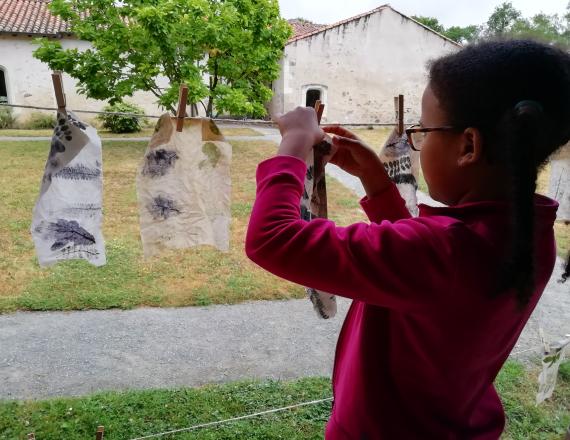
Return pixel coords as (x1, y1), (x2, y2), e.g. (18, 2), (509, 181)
(129, 396), (333, 440)
(1, 103), (160, 119)
(125, 343), (551, 440)
(0, 103), (400, 127)
(126, 345), (545, 440)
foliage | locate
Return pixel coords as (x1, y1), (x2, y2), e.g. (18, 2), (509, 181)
(484, 2), (569, 46)
(412, 15), (480, 44)
(412, 2), (569, 46)
(98, 102), (145, 133)
(22, 112), (57, 130)
(412, 15), (446, 34)
(0, 107), (15, 129)
(444, 25), (480, 44)
(485, 2), (522, 36)
(33, 0), (292, 118)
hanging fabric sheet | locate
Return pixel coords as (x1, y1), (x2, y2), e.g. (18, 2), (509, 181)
(379, 129), (421, 217)
(137, 115), (232, 258)
(301, 138), (338, 319)
(31, 111), (106, 267)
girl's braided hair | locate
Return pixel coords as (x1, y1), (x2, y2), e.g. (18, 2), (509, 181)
(428, 39), (570, 306)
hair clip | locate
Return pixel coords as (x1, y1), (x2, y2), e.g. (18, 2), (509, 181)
(514, 100), (544, 115)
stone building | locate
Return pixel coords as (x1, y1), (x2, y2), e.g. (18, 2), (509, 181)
(1, 1), (459, 124)
(270, 5), (460, 124)
(0, 0), (166, 122)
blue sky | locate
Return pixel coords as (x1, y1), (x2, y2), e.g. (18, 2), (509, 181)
(278, 0), (568, 28)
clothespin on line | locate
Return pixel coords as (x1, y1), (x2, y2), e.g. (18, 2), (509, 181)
(314, 100), (325, 124)
(51, 71), (66, 113)
(394, 94), (404, 136)
(95, 425), (105, 440)
(176, 84), (189, 132)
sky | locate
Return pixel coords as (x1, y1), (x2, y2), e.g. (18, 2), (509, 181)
(278, 0), (568, 28)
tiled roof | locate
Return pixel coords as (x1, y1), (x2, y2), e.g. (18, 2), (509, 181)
(0, 0), (71, 36)
(288, 19), (326, 39)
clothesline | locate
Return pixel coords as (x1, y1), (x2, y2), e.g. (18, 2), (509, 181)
(126, 344), (550, 440)
(128, 397), (334, 440)
(0, 103), (402, 127)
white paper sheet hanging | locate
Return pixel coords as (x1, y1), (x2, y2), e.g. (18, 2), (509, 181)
(300, 138), (338, 319)
(137, 115), (232, 258)
(379, 129), (420, 217)
(31, 111), (106, 267)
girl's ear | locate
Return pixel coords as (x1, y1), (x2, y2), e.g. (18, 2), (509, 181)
(457, 127), (484, 167)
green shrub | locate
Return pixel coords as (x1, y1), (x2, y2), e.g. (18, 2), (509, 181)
(0, 107), (15, 129)
(98, 102), (145, 133)
(24, 111), (57, 129)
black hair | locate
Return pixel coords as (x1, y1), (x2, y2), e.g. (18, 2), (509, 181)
(428, 39), (570, 307)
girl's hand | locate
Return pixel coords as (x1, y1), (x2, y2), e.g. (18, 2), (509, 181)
(324, 126), (381, 178)
(323, 125), (392, 198)
(276, 107), (325, 160)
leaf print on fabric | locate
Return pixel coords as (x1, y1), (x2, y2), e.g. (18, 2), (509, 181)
(46, 219), (96, 251)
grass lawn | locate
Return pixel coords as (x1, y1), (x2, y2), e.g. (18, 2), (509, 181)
(0, 127), (263, 138)
(1, 361), (568, 440)
(0, 139), (364, 313)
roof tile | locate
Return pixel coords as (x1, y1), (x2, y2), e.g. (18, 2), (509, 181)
(0, 0), (71, 36)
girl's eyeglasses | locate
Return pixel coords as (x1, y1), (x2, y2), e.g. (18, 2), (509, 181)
(405, 125), (463, 151)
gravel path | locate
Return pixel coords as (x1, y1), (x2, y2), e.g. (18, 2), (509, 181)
(0, 298), (351, 400)
(1, 257), (567, 400)
(1, 128), (567, 400)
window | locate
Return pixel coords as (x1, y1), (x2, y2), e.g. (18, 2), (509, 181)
(305, 89), (321, 108)
(0, 69), (7, 103)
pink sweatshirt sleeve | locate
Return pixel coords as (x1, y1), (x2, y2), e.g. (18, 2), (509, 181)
(360, 183), (412, 223)
(245, 155), (457, 313)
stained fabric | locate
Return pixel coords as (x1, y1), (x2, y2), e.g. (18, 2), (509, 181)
(379, 129), (421, 216)
(137, 115), (231, 258)
(301, 139), (338, 319)
(31, 111), (106, 267)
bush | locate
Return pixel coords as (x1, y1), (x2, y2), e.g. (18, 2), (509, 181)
(98, 102), (145, 133)
(0, 107), (15, 129)
(24, 112), (57, 129)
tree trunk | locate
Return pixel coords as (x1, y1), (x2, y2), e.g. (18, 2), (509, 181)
(206, 58), (219, 118)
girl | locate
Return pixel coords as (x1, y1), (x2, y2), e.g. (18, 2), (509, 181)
(246, 40), (570, 439)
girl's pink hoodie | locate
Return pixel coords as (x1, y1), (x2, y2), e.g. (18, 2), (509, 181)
(246, 155), (559, 439)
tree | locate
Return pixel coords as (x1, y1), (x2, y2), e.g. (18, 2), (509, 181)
(444, 25), (480, 44)
(412, 16), (446, 34)
(412, 16), (479, 44)
(485, 2), (522, 36)
(33, 0), (292, 118)
(510, 13), (568, 45)
(483, 2), (569, 46)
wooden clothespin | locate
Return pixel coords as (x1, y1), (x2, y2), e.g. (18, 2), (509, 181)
(314, 99), (325, 124)
(95, 425), (105, 440)
(27, 434), (35, 440)
(312, 99), (328, 218)
(394, 94), (404, 135)
(176, 84), (189, 132)
(51, 71), (66, 113)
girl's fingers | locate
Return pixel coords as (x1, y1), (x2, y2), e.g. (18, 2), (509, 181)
(332, 135), (363, 149)
(323, 125), (360, 141)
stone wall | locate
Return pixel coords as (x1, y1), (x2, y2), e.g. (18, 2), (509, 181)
(270, 7), (459, 124)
